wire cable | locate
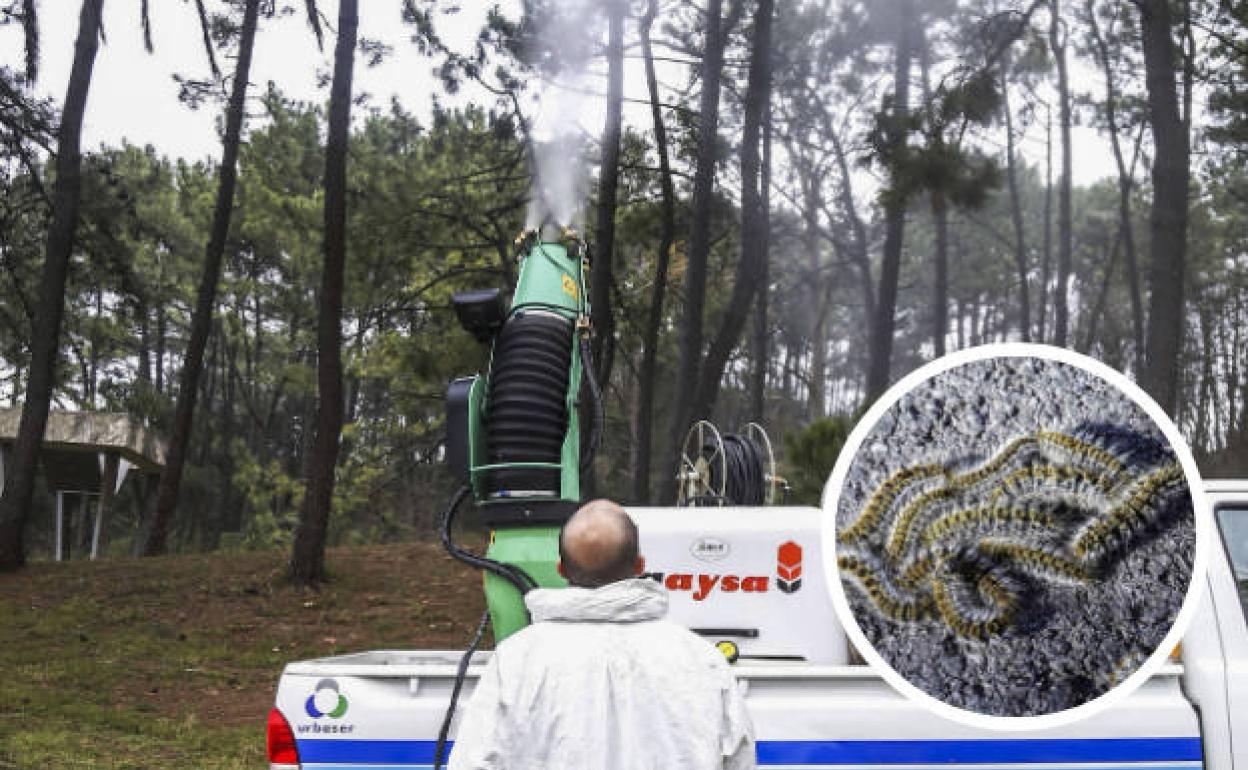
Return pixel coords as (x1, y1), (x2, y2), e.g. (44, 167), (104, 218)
(434, 489), (537, 770)
(440, 485), (538, 594)
(432, 608), (491, 770)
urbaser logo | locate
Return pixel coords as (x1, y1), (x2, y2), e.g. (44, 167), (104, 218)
(777, 541), (802, 593)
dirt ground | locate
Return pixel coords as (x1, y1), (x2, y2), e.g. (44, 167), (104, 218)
(0, 541), (489, 768)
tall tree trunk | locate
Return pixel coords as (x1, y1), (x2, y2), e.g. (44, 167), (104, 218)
(956, 295), (966, 349)
(1001, 57), (1032, 341)
(918, 22), (950, 356)
(804, 173), (827, 420)
(828, 127), (875, 333)
(90, 287), (102, 406)
(1050, 0), (1074, 346)
(155, 302), (166, 393)
(1137, 0), (1189, 414)
(138, 300), (152, 384)
(591, 0), (626, 388)
(1193, 299), (1213, 449)
(1180, 0), (1194, 134)
(633, 0), (675, 505)
(931, 190), (949, 356)
(688, 0), (774, 422)
(866, 0), (914, 402)
(659, 0), (725, 505)
(140, 0), (260, 556)
(0, 0), (103, 572)
(1082, 228), (1123, 352)
(749, 108), (773, 421)
(290, 0), (357, 585)
(1087, 0), (1144, 358)
(1039, 105), (1053, 342)
(222, 324), (240, 532)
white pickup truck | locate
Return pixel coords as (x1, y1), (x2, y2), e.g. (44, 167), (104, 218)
(266, 480), (1248, 770)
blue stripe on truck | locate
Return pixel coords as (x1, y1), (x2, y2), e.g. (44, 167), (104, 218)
(297, 736), (1203, 765)
(757, 738), (1203, 764)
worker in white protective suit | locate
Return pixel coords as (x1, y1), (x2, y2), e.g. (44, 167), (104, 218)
(448, 499), (756, 770)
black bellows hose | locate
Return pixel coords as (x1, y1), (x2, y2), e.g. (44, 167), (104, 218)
(483, 311), (574, 496)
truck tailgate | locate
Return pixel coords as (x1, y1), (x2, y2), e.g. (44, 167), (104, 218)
(276, 652), (1202, 769)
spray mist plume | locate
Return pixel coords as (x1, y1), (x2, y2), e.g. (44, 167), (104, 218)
(524, 0), (603, 229)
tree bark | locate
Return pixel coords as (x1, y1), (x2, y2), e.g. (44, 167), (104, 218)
(1050, 0), (1074, 347)
(1082, 227), (1123, 352)
(749, 107), (773, 421)
(137, 299), (152, 384)
(828, 127), (875, 331)
(1039, 104), (1053, 342)
(659, 0), (725, 505)
(140, 0), (260, 556)
(918, 21), (950, 357)
(1001, 56), (1032, 341)
(865, 0), (914, 402)
(0, 0), (103, 572)
(633, 0), (677, 505)
(803, 172), (827, 420)
(591, 0), (626, 389)
(289, 0), (357, 585)
(1137, 0), (1189, 414)
(687, 0), (774, 423)
(1087, 0), (1144, 357)
(1193, 299), (1213, 448)
(155, 301), (166, 393)
(932, 190), (949, 356)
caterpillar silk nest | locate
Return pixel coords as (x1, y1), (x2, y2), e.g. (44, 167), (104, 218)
(834, 356), (1195, 718)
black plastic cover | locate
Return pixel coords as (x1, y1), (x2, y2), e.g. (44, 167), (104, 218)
(452, 289), (506, 343)
(446, 376), (475, 483)
(477, 499), (580, 527)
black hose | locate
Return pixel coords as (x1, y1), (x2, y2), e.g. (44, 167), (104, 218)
(704, 433), (766, 506)
(440, 485), (538, 593)
(434, 488), (537, 769)
(578, 335), (604, 478)
(433, 608), (491, 770)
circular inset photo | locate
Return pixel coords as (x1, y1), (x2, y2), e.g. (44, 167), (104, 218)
(824, 345), (1207, 724)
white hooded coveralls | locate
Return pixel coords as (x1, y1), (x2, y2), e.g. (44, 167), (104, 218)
(448, 577), (756, 770)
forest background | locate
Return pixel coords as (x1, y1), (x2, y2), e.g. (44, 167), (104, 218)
(0, 0), (1244, 579)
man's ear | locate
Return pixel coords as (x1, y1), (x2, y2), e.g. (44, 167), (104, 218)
(556, 560), (566, 578)
(634, 555), (645, 575)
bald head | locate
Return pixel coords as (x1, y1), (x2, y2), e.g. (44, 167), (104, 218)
(558, 500), (643, 588)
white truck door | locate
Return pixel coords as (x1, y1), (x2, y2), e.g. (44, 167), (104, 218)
(1208, 489), (1248, 770)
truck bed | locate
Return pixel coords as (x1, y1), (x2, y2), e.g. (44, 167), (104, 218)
(273, 481), (1248, 769)
(277, 653), (1201, 769)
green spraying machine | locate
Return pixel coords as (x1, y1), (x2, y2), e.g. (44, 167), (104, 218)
(442, 222), (603, 642)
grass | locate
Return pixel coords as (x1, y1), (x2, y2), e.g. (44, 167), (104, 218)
(0, 542), (486, 769)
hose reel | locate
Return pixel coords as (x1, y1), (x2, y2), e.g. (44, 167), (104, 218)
(676, 420), (789, 506)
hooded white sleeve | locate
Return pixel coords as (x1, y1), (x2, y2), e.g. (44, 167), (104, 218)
(447, 655), (510, 770)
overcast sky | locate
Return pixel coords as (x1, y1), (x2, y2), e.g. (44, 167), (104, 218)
(1, 1), (1117, 184)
